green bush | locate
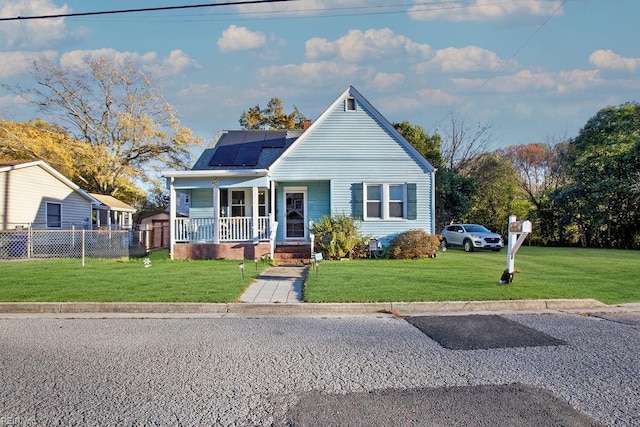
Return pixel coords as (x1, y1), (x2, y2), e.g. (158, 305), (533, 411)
(311, 214), (364, 260)
(388, 229), (441, 259)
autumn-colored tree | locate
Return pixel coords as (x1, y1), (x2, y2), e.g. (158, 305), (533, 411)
(0, 119), (81, 178)
(499, 141), (571, 244)
(464, 152), (530, 236)
(239, 98), (308, 130)
(5, 56), (202, 203)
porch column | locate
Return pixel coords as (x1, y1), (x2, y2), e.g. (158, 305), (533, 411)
(270, 182), (276, 227)
(251, 186), (259, 242)
(169, 177), (176, 259)
(212, 179), (220, 244)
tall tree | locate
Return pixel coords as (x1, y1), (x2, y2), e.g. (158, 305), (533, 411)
(239, 98), (308, 130)
(499, 141), (570, 244)
(561, 102), (640, 248)
(393, 121), (443, 168)
(464, 152), (529, 236)
(393, 120), (474, 229)
(441, 112), (493, 171)
(6, 57), (201, 201)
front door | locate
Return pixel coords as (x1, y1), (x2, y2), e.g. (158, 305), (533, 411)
(285, 188), (307, 240)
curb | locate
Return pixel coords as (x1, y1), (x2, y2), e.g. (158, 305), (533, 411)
(0, 299), (632, 317)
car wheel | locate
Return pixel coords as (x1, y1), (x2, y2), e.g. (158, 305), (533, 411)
(441, 238), (448, 249)
(463, 239), (474, 252)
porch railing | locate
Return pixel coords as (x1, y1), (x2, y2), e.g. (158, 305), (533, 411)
(174, 217), (271, 242)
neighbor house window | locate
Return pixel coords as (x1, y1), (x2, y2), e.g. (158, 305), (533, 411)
(364, 183), (407, 220)
(46, 202), (62, 228)
(231, 190), (245, 217)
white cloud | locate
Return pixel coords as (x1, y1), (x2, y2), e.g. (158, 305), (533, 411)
(58, 49), (199, 78)
(371, 73), (404, 91)
(589, 49), (639, 72)
(257, 61), (371, 86)
(408, 0), (563, 23)
(415, 46), (515, 73)
(416, 88), (460, 106)
(452, 69), (601, 94)
(217, 25), (266, 53)
(0, 0), (87, 49)
(0, 50), (57, 77)
(153, 50), (201, 76)
(60, 49), (157, 69)
(305, 28), (431, 62)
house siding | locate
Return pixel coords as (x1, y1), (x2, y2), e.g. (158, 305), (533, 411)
(0, 165), (93, 229)
(271, 97), (434, 242)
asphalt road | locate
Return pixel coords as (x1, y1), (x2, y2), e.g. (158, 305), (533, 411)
(1, 312), (638, 426)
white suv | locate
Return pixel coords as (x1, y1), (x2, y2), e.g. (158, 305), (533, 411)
(440, 224), (504, 252)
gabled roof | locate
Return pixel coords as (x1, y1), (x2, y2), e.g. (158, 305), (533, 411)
(166, 86), (434, 178)
(270, 86), (435, 173)
(90, 193), (136, 213)
(0, 160), (98, 203)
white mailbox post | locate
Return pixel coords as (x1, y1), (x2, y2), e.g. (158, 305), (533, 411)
(500, 215), (532, 284)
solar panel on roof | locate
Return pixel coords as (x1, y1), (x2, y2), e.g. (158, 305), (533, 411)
(242, 131), (267, 144)
(217, 131), (245, 146)
(208, 144), (240, 166)
(233, 141), (263, 166)
(262, 131), (287, 148)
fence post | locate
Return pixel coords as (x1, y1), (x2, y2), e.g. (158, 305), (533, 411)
(82, 229), (85, 267)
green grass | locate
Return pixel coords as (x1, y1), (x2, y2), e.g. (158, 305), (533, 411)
(0, 250), (267, 303)
(304, 247), (640, 305)
(2, 247), (639, 304)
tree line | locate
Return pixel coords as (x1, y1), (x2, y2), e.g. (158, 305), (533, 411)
(1, 57), (638, 248)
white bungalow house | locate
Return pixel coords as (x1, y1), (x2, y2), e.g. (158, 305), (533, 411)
(162, 86), (436, 261)
(0, 160), (135, 230)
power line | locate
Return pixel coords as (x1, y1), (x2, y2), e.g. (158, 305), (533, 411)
(427, 0), (568, 135)
(0, 0), (298, 22)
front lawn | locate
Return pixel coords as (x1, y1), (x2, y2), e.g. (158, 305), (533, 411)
(304, 247), (640, 304)
(0, 250), (266, 302)
(1, 247), (638, 304)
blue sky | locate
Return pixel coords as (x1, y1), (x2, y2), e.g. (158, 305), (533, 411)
(1, 0), (639, 158)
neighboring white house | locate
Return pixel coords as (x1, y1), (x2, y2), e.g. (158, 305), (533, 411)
(0, 160), (135, 230)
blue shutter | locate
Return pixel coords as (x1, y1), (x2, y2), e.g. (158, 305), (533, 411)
(353, 183), (363, 219)
(407, 183), (417, 220)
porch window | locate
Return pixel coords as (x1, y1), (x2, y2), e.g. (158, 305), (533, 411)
(258, 190), (267, 217)
(231, 190), (245, 217)
(46, 202), (62, 228)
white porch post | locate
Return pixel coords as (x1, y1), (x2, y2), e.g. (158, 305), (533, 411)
(169, 177), (176, 259)
(212, 179), (220, 244)
(251, 186), (259, 242)
(270, 181), (276, 226)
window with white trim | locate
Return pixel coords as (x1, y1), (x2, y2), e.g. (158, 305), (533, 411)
(46, 202), (62, 228)
(364, 183), (407, 220)
(346, 97), (356, 111)
(231, 190), (245, 217)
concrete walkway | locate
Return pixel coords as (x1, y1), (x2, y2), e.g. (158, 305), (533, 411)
(239, 265), (307, 303)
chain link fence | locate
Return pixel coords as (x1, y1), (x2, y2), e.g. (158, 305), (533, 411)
(0, 228), (144, 261)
